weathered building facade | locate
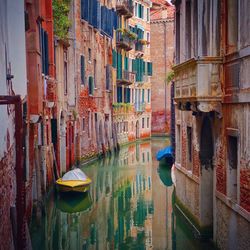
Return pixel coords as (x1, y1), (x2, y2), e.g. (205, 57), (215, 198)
(150, 0), (174, 135)
(113, 0), (153, 145)
(0, 1), (27, 248)
(77, 0), (117, 160)
(25, 0), (57, 220)
(172, 0), (250, 248)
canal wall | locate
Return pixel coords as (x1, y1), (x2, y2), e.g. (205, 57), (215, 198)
(215, 198), (250, 250)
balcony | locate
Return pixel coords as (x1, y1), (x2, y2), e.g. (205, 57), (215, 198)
(116, 0), (134, 18)
(113, 103), (133, 115)
(117, 70), (135, 86)
(173, 57), (223, 113)
(134, 102), (145, 113)
(116, 31), (134, 51)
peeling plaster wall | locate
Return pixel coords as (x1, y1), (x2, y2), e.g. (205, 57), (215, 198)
(0, 0), (27, 248)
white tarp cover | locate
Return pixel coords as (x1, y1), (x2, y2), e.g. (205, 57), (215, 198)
(62, 169), (88, 181)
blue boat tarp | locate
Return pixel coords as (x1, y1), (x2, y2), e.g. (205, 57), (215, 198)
(156, 146), (173, 161)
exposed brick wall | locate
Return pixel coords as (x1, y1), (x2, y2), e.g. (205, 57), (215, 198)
(181, 127), (187, 169)
(192, 147), (200, 177)
(150, 14), (174, 135)
(240, 168), (250, 212)
(0, 146), (15, 250)
(216, 144), (227, 195)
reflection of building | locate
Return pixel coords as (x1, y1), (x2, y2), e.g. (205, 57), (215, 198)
(172, 0), (250, 248)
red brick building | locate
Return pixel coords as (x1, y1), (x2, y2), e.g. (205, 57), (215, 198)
(150, 0), (174, 135)
(172, 0), (250, 248)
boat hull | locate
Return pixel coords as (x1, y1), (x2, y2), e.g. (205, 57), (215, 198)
(56, 178), (92, 193)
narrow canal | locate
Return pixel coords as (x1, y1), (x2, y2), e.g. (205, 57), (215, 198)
(30, 138), (216, 250)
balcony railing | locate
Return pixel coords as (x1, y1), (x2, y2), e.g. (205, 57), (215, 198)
(117, 70), (135, 86)
(116, 0), (134, 18)
(173, 57), (223, 113)
(116, 31), (134, 51)
(134, 102), (145, 112)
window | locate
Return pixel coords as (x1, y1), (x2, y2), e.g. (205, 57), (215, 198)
(138, 4), (144, 19)
(147, 32), (150, 47)
(227, 135), (238, 202)
(117, 86), (123, 103)
(64, 51), (68, 95)
(193, 0), (198, 57)
(187, 126), (192, 169)
(142, 89), (145, 103)
(88, 76), (94, 95)
(135, 2), (138, 17)
(147, 117), (149, 128)
(185, 0), (191, 59)
(40, 27), (49, 75)
(88, 48), (91, 62)
(227, 0), (238, 53)
(142, 118), (145, 128)
(94, 59), (96, 87)
(82, 118), (85, 131)
(147, 89), (150, 103)
(81, 55), (85, 85)
(147, 62), (153, 76)
(176, 7), (180, 63)
(147, 8), (150, 22)
(176, 125), (181, 163)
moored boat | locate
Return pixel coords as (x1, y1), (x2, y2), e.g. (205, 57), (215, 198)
(156, 145), (173, 162)
(56, 168), (92, 193)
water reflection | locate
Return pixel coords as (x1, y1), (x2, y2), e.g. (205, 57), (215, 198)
(30, 138), (215, 250)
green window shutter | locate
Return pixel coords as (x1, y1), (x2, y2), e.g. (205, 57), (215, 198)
(112, 50), (117, 68)
(138, 4), (141, 18)
(142, 61), (145, 75)
(81, 55), (85, 84)
(124, 57), (128, 71)
(117, 53), (122, 79)
(147, 62), (153, 76)
(142, 89), (145, 103)
(132, 59), (137, 73)
(89, 76), (93, 95)
(141, 5), (144, 19)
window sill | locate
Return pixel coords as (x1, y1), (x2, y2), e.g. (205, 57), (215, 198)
(216, 191), (250, 222)
(175, 163), (199, 184)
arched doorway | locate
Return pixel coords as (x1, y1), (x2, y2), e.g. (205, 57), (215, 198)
(136, 120), (139, 139)
(199, 116), (214, 228)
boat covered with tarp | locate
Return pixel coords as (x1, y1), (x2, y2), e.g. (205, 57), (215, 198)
(156, 146), (173, 163)
(56, 168), (92, 193)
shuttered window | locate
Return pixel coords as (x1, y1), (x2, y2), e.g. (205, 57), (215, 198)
(81, 55), (85, 85)
(41, 27), (49, 75)
(142, 89), (145, 103)
(88, 76), (94, 95)
(117, 86), (123, 103)
(117, 53), (122, 79)
(124, 57), (128, 71)
(112, 50), (117, 68)
(147, 62), (153, 76)
(81, 0), (89, 21)
(124, 88), (131, 103)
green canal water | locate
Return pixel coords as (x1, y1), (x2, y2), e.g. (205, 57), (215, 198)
(30, 138), (216, 250)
